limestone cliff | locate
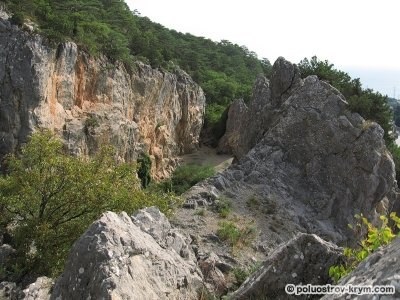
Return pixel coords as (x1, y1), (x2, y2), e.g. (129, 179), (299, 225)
(0, 14), (205, 178)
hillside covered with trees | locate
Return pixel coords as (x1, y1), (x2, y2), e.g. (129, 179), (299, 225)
(2, 0), (271, 136)
(2, 1), (399, 174)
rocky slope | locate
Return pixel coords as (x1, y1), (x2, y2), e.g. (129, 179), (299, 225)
(0, 13), (205, 178)
(0, 58), (398, 299)
(182, 57), (399, 251)
(0, 208), (204, 300)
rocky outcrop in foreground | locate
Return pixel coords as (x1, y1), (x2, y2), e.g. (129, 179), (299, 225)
(321, 236), (400, 300)
(0, 13), (205, 178)
(231, 233), (343, 300)
(186, 57), (398, 248)
(51, 208), (203, 300)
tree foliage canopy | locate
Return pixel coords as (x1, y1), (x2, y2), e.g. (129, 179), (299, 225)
(0, 131), (178, 279)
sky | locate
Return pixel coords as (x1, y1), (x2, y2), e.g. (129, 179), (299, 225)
(126, 0), (400, 98)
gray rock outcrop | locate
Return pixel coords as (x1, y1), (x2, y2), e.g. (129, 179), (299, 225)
(321, 236), (400, 300)
(231, 233), (343, 300)
(218, 58), (301, 158)
(217, 76), (271, 158)
(0, 14), (205, 178)
(0, 245), (15, 272)
(21, 277), (52, 300)
(187, 57), (398, 247)
(50, 209), (203, 300)
(0, 281), (18, 300)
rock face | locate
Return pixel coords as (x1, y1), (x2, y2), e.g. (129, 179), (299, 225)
(321, 236), (400, 300)
(187, 57), (398, 247)
(0, 13), (205, 178)
(217, 76), (271, 158)
(231, 233), (343, 300)
(217, 59), (301, 158)
(21, 277), (52, 300)
(50, 208), (203, 300)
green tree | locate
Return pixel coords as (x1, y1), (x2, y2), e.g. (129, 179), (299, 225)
(0, 131), (174, 278)
(137, 152), (152, 188)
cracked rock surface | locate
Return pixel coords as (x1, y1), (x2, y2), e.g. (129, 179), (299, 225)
(231, 233), (343, 300)
(185, 57), (398, 250)
(50, 209), (203, 300)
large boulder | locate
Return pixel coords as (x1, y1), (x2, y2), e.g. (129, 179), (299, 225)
(321, 236), (400, 300)
(231, 233), (343, 300)
(50, 209), (203, 300)
(0, 14), (205, 178)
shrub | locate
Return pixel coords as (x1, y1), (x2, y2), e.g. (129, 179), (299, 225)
(203, 104), (229, 146)
(0, 131), (177, 279)
(137, 152), (152, 188)
(329, 213), (400, 282)
(246, 195), (260, 209)
(158, 164), (215, 195)
(194, 208), (206, 216)
(232, 262), (262, 287)
(217, 221), (255, 248)
(9, 12), (24, 26)
(84, 115), (99, 129)
(215, 197), (232, 218)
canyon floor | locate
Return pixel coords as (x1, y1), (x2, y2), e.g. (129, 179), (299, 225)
(180, 146), (233, 173)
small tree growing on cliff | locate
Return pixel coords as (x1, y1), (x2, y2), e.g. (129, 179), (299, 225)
(0, 130), (174, 278)
(137, 152), (152, 188)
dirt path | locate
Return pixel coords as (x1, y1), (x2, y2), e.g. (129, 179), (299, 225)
(180, 146), (233, 173)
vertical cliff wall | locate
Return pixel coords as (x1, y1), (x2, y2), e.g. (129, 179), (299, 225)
(0, 15), (205, 178)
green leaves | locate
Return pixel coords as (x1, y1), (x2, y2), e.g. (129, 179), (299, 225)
(329, 213), (400, 283)
(328, 265), (349, 283)
(137, 152), (152, 188)
(0, 131), (177, 278)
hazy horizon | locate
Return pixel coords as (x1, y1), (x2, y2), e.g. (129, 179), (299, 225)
(126, 0), (400, 98)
